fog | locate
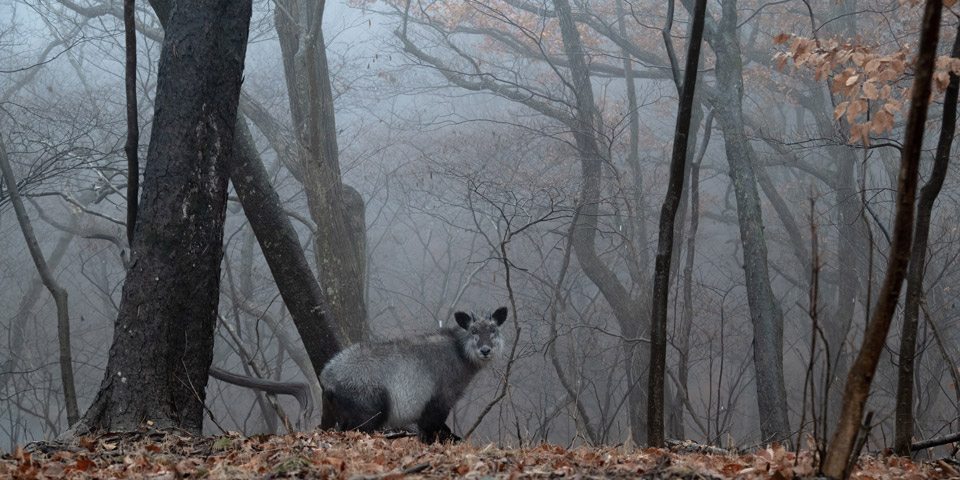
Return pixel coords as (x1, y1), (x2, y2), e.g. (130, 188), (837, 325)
(1, 0), (959, 453)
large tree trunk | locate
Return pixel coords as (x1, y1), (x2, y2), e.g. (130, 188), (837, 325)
(63, 0), (344, 428)
(894, 16), (960, 458)
(275, 0), (368, 345)
(697, 0), (791, 444)
(73, 0), (252, 435)
(822, 1), (941, 476)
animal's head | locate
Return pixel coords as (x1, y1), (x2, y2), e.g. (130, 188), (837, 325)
(455, 306), (508, 364)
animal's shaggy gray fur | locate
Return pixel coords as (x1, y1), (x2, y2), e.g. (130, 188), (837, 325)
(319, 306), (508, 442)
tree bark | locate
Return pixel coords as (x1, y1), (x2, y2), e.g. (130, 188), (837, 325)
(0, 133), (79, 427)
(693, 0), (791, 444)
(73, 0), (253, 435)
(647, 0), (706, 448)
(893, 15), (959, 458)
(91, 0), (343, 408)
(275, 0), (368, 345)
(822, 1), (942, 476)
(123, 0), (139, 246)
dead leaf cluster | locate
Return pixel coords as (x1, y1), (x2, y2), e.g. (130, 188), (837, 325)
(1, 431), (955, 479)
(773, 25), (960, 146)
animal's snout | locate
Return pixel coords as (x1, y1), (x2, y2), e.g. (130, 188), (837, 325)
(480, 345), (492, 356)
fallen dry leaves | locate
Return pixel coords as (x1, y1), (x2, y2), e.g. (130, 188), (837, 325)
(0, 430), (954, 479)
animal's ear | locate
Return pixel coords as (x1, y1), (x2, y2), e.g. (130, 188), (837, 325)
(492, 307), (508, 326)
(455, 312), (472, 330)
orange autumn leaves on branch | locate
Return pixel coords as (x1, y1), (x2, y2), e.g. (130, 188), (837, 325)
(774, 34), (908, 145)
(773, 7), (960, 146)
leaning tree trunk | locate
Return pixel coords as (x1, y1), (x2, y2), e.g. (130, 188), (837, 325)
(894, 13), (959, 458)
(230, 117), (342, 374)
(647, 0), (706, 447)
(73, 0), (253, 435)
(823, 1), (941, 476)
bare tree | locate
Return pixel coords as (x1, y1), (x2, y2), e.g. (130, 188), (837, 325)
(0, 132), (78, 426)
(823, 1), (942, 476)
(894, 10), (960, 460)
(72, 0), (253, 435)
(647, 0), (706, 447)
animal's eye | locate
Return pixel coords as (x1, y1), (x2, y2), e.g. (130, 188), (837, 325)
(471, 328), (478, 334)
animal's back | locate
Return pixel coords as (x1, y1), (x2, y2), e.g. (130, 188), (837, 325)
(320, 330), (464, 428)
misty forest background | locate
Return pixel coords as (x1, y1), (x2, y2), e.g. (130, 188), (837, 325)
(1, 0), (959, 463)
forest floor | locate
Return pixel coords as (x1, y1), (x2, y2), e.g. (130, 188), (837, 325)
(1, 429), (956, 479)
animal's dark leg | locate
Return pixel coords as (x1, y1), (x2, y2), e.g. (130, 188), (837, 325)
(417, 397), (458, 443)
(320, 391), (338, 430)
(324, 388), (390, 433)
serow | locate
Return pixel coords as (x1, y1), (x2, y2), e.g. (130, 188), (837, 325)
(320, 306), (509, 443)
